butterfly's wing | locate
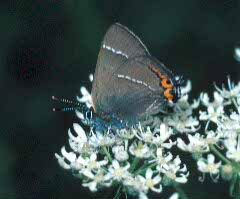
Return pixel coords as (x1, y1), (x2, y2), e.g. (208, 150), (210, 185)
(109, 56), (173, 121)
(91, 23), (150, 113)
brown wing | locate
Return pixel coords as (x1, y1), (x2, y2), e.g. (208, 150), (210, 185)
(107, 56), (170, 121)
(91, 23), (150, 113)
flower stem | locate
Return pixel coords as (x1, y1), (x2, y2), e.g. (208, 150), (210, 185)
(134, 162), (149, 174)
(130, 158), (140, 173)
(113, 185), (122, 199)
(134, 162), (158, 175)
(173, 182), (188, 199)
(102, 146), (113, 163)
(210, 145), (231, 164)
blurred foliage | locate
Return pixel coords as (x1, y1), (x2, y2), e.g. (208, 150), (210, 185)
(0, 0), (240, 198)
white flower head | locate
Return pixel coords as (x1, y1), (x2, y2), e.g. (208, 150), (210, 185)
(149, 148), (173, 169)
(112, 145), (129, 162)
(169, 193), (179, 199)
(89, 130), (116, 147)
(129, 141), (152, 158)
(180, 80), (192, 96)
(177, 133), (209, 153)
(136, 168), (162, 193)
(68, 123), (94, 154)
(77, 86), (93, 108)
(152, 123), (175, 148)
(199, 105), (224, 123)
(164, 114), (199, 133)
(226, 135), (240, 162)
(116, 127), (135, 140)
(159, 156), (189, 185)
(55, 146), (78, 170)
(82, 169), (112, 192)
(214, 77), (240, 99)
(78, 153), (108, 170)
(134, 125), (155, 143)
(204, 130), (220, 145)
(200, 91), (226, 108)
(197, 154), (221, 182)
(105, 160), (130, 181)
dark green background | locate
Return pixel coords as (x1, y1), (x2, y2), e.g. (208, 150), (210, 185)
(1, 0), (239, 198)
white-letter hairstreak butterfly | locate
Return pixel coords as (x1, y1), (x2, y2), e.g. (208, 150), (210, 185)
(53, 23), (183, 130)
(90, 23), (183, 130)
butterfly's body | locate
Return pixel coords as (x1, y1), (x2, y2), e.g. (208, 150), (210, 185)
(91, 23), (182, 128)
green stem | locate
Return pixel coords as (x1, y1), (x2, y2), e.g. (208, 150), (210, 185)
(102, 146), (113, 163)
(210, 145), (231, 164)
(134, 162), (158, 175)
(173, 182), (188, 199)
(134, 162), (149, 174)
(130, 158), (140, 173)
(113, 185), (122, 199)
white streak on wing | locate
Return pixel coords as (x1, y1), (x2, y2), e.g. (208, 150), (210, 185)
(117, 74), (155, 91)
(102, 43), (128, 58)
(117, 74), (124, 78)
(146, 100), (157, 112)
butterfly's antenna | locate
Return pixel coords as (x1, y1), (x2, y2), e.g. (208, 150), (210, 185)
(52, 96), (83, 112)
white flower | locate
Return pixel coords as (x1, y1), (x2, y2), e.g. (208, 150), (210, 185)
(55, 147), (77, 170)
(197, 154), (221, 182)
(78, 153), (108, 170)
(112, 145), (129, 162)
(55, 153), (71, 170)
(152, 123), (175, 148)
(177, 94), (199, 112)
(89, 130), (116, 147)
(177, 133), (209, 153)
(180, 80), (192, 95)
(123, 173), (147, 195)
(164, 114), (199, 133)
(134, 125), (155, 143)
(82, 169), (112, 192)
(226, 136), (240, 162)
(149, 148), (173, 169)
(136, 168), (162, 193)
(105, 160), (130, 181)
(129, 141), (152, 158)
(200, 91), (226, 108)
(217, 115), (240, 132)
(56, 147), (108, 172)
(223, 137), (237, 150)
(159, 156), (189, 184)
(230, 112), (240, 121)
(116, 127), (135, 140)
(204, 131), (220, 145)
(77, 86), (93, 108)
(68, 123), (93, 154)
(199, 105), (224, 123)
(214, 77), (240, 99)
(169, 193), (179, 199)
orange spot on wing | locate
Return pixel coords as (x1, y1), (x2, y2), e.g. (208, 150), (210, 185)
(161, 78), (173, 89)
(148, 65), (174, 102)
(164, 89), (174, 101)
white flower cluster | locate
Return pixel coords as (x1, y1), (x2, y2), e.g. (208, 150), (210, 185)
(55, 75), (240, 198)
(55, 75), (194, 199)
(178, 77), (240, 186)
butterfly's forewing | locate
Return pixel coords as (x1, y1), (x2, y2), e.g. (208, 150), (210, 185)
(92, 23), (150, 113)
